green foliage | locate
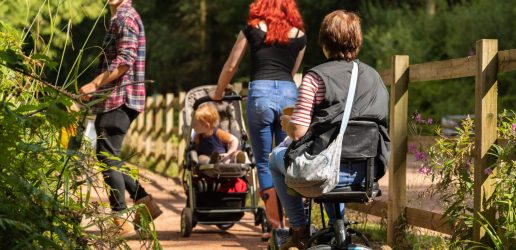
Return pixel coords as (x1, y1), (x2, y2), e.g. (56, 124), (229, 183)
(0, 22), (88, 248)
(482, 112), (516, 248)
(0, 1), (161, 248)
(0, 0), (105, 55)
(131, 0), (252, 93)
(426, 112), (516, 248)
(360, 0), (516, 119)
(427, 117), (475, 242)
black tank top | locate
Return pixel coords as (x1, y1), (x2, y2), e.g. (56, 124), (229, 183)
(242, 25), (307, 82)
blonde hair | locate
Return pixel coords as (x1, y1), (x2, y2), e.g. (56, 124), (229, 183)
(194, 103), (220, 127)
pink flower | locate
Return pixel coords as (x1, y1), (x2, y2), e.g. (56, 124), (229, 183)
(415, 151), (428, 161)
(419, 165), (432, 175)
(408, 143), (418, 154)
(427, 118), (433, 125)
(415, 113), (423, 123)
(512, 123), (516, 133)
(484, 168), (493, 175)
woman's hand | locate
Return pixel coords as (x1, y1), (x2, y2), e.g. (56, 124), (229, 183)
(280, 115), (291, 132)
(281, 114), (309, 141)
(209, 89), (223, 101)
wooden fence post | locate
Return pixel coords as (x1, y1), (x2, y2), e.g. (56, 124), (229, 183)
(144, 98), (154, 158)
(137, 106), (145, 154)
(177, 92), (187, 167)
(165, 93), (175, 166)
(387, 55), (409, 246)
(154, 95), (164, 164)
(233, 82), (242, 95)
(473, 39), (498, 244)
(125, 117), (135, 146)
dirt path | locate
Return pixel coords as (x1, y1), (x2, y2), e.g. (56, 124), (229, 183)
(87, 151), (439, 249)
(125, 169), (269, 250)
(126, 154), (438, 249)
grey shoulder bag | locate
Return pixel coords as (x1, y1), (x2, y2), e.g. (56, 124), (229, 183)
(285, 61), (358, 198)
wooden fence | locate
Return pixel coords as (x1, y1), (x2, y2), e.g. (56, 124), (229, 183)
(123, 39), (516, 246)
(124, 92), (186, 176)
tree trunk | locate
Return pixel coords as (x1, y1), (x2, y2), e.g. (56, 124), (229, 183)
(426, 0), (436, 16)
(199, 0), (206, 54)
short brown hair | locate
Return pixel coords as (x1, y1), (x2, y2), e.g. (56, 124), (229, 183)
(318, 10), (362, 61)
(194, 103), (219, 127)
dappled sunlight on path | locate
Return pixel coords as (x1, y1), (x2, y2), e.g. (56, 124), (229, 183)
(126, 169), (268, 250)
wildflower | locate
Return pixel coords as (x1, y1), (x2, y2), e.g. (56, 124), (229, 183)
(415, 113), (423, 123)
(484, 168), (493, 175)
(414, 151), (428, 161)
(427, 118), (433, 125)
(408, 143), (418, 154)
(512, 123), (516, 133)
(419, 165), (432, 175)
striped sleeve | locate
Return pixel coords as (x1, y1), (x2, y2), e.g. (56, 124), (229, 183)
(290, 72), (326, 127)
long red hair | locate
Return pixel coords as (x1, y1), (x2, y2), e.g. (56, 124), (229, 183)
(247, 0), (304, 45)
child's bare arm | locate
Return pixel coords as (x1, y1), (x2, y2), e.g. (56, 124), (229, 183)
(217, 129), (239, 157)
(225, 133), (239, 156)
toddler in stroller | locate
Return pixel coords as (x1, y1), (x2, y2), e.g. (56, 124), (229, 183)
(180, 86), (267, 237)
(192, 103), (246, 165)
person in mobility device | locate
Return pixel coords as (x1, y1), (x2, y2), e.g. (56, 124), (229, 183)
(269, 10), (390, 250)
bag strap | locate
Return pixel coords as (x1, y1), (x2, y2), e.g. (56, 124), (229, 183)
(338, 61), (358, 135)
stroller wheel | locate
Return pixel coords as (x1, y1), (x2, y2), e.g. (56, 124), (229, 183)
(180, 207), (194, 237)
(216, 223), (235, 231)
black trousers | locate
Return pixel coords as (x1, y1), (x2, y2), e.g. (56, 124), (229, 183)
(95, 105), (148, 211)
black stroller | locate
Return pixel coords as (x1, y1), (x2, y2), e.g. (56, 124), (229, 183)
(179, 85), (267, 237)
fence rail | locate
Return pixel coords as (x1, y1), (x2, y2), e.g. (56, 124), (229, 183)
(123, 39), (516, 246)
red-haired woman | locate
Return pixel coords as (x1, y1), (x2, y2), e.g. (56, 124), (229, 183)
(211, 0), (306, 240)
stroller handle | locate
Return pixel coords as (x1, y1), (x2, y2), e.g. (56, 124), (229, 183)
(193, 95), (242, 110)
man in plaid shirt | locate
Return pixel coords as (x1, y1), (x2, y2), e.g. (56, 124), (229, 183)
(79, 0), (161, 237)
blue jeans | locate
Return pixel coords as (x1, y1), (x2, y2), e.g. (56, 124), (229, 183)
(246, 80), (297, 191)
(269, 146), (367, 227)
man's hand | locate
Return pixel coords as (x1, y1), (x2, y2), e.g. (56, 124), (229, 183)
(79, 82), (98, 101)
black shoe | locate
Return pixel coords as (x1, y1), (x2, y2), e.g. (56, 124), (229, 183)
(269, 228), (290, 249)
(279, 226), (309, 250)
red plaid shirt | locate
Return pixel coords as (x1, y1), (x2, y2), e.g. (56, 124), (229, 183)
(93, 0), (146, 113)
